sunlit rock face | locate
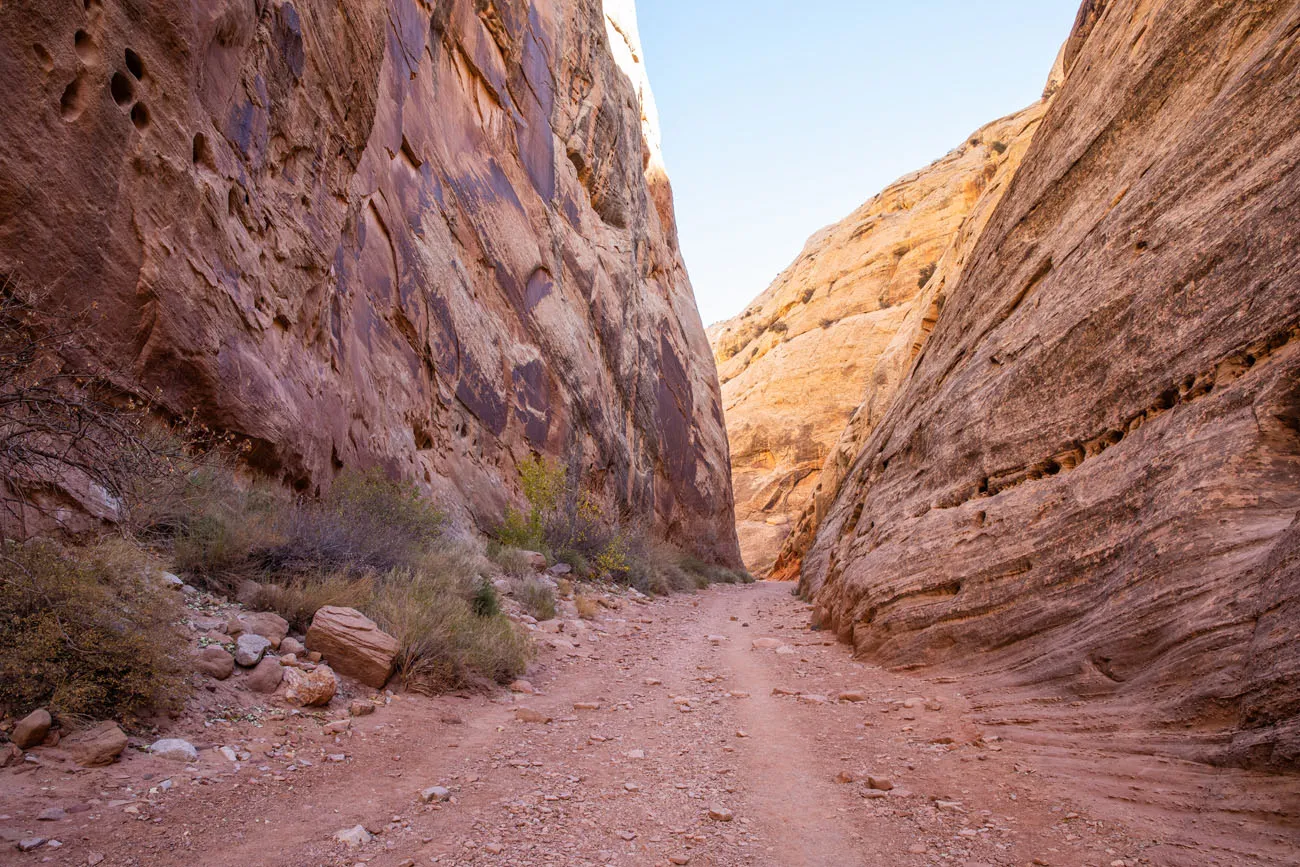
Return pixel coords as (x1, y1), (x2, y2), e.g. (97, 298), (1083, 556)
(800, 0), (1300, 770)
(0, 0), (740, 565)
(709, 99), (1053, 575)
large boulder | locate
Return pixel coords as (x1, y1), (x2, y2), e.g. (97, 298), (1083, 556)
(283, 665), (337, 707)
(10, 708), (52, 749)
(193, 646), (235, 680)
(228, 611), (290, 649)
(245, 656), (284, 694)
(62, 722), (127, 767)
(305, 607), (399, 688)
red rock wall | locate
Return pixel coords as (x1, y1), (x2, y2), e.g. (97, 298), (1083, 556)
(801, 0), (1300, 770)
(0, 0), (740, 565)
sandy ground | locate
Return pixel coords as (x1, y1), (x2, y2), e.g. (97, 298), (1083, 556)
(2, 582), (1297, 867)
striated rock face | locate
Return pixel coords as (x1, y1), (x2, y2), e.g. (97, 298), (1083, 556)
(709, 98), (1055, 575)
(0, 0), (739, 566)
(801, 0), (1300, 770)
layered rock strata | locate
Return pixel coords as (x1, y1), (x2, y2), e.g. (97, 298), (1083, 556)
(710, 92), (1058, 574)
(0, 0), (739, 564)
(800, 0), (1300, 770)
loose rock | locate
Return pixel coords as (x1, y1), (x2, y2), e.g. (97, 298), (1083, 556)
(150, 739), (198, 763)
(234, 633), (272, 667)
(305, 606), (399, 688)
(11, 708), (51, 750)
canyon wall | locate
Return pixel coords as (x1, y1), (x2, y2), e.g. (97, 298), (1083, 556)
(801, 0), (1300, 770)
(709, 77), (1062, 575)
(0, 0), (740, 564)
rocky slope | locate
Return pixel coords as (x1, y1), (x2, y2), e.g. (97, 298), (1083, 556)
(0, 0), (740, 564)
(799, 0), (1300, 770)
(709, 75), (1062, 575)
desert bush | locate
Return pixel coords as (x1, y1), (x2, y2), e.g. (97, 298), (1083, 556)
(574, 595), (600, 620)
(769, 321), (789, 335)
(486, 542), (538, 577)
(248, 541), (525, 691)
(263, 469), (443, 574)
(0, 538), (188, 722)
(800, 288), (815, 304)
(173, 468), (443, 588)
(250, 571), (374, 633)
(471, 579), (501, 618)
(369, 567), (529, 693)
(917, 262), (938, 289)
(990, 140), (1008, 155)
(494, 455), (566, 553)
(819, 318), (834, 329)
(515, 578), (557, 621)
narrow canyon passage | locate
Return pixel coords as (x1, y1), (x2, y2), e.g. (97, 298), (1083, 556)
(7, 583), (1295, 867)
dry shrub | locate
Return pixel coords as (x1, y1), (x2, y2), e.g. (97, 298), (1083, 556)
(486, 543), (536, 578)
(0, 538), (188, 722)
(556, 577), (574, 599)
(251, 571), (375, 633)
(248, 541), (527, 692)
(370, 568), (529, 693)
(574, 595), (600, 620)
(172, 468), (443, 590)
(515, 578), (557, 621)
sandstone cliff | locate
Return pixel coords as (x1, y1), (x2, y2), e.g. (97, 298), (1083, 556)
(0, 0), (740, 564)
(800, 0), (1300, 770)
(709, 91), (1059, 575)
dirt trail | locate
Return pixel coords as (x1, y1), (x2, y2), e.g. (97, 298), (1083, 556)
(3, 582), (1297, 866)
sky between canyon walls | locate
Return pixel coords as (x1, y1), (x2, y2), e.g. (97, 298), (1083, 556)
(639, 0), (1082, 325)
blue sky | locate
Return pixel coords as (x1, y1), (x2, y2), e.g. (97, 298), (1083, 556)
(637, 1), (1082, 326)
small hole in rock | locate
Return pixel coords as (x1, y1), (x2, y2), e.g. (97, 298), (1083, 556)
(192, 132), (213, 168)
(130, 102), (149, 130)
(124, 48), (144, 79)
(74, 30), (96, 63)
(110, 71), (133, 106)
(59, 76), (86, 121)
(34, 44), (54, 72)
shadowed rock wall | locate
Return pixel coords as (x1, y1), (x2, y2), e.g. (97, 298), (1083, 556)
(0, 0), (740, 565)
(801, 0), (1300, 770)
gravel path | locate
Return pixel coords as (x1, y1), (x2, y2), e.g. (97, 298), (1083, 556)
(3, 582), (1297, 866)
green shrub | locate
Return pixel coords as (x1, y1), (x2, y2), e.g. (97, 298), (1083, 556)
(471, 579), (501, 618)
(990, 140), (1008, 155)
(0, 539), (188, 723)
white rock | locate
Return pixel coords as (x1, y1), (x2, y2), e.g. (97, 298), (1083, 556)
(149, 739), (198, 763)
(420, 785), (451, 803)
(333, 825), (372, 848)
(234, 633), (272, 667)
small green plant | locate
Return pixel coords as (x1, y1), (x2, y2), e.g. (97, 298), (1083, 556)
(471, 579), (501, 618)
(495, 455), (566, 553)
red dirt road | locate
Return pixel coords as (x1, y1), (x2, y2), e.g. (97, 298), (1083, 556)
(2, 582), (1297, 866)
